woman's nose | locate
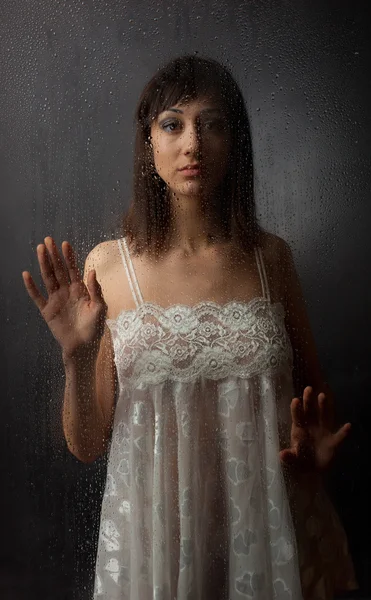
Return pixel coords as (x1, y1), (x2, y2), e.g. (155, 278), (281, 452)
(182, 124), (201, 154)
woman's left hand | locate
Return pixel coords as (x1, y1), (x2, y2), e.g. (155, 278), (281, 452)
(279, 386), (351, 472)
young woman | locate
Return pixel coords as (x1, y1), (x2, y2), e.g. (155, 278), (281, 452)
(23, 55), (357, 599)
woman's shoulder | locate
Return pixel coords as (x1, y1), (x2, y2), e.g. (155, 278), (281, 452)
(84, 238), (132, 315)
(259, 230), (292, 265)
(83, 238), (122, 279)
(257, 231), (293, 303)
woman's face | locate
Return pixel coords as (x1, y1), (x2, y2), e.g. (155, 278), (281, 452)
(150, 96), (231, 199)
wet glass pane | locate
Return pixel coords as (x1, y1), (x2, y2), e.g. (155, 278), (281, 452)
(1, 1), (370, 599)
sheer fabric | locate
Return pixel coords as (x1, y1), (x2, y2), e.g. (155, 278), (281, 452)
(93, 238), (355, 599)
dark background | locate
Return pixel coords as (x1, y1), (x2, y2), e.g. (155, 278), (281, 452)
(1, 0), (370, 598)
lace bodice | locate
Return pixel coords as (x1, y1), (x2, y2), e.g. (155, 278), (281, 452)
(106, 237), (293, 388)
(106, 297), (294, 388)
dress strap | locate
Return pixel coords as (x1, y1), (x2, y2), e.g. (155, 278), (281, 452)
(254, 246), (271, 303)
(117, 238), (144, 307)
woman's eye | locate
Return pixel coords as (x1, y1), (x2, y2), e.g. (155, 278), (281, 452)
(202, 119), (226, 131)
(161, 120), (180, 132)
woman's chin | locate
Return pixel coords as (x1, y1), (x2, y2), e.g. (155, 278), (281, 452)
(173, 180), (209, 198)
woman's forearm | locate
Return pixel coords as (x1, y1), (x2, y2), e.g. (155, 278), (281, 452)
(62, 349), (110, 463)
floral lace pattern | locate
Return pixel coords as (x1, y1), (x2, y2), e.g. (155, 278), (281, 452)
(106, 298), (293, 387)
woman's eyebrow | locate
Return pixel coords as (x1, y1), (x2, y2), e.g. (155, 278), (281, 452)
(160, 107), (222, 115)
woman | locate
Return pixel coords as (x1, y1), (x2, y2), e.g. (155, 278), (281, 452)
(22, 55), (357, 599)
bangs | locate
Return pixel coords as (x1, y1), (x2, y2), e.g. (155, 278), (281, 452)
(148, 77), (222, 120)
(136, 55), (235, 129)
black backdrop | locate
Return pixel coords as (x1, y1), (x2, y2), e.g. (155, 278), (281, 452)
(1, 0), (370, 598)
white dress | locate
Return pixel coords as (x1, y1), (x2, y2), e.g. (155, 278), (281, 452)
(93, 237), (303, 599)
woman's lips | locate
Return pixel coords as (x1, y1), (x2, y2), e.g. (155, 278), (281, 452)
(181, 168), (200, 176)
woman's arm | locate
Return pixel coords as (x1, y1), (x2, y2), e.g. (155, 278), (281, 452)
(62, 246), (117, 463)
(274, 236), (350, 477)
(278, 237), (334, 414)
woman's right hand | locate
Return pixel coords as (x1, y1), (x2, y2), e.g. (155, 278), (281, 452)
(22, 236), (107, 360)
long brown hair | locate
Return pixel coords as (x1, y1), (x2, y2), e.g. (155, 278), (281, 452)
(122, 54), (264, 256)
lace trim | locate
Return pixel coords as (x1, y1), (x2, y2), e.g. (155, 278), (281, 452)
(106, 297), (293, 385)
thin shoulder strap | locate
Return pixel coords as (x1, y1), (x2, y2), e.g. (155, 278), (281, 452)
(117, 238), (144, 307)
(254, 246), (271, 303)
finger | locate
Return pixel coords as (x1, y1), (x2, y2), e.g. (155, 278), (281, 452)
(61, 241), (82, 284)
(44, 237), (69, 287)
(279, 448), (298, 467)
(318, 393), (332, 429)
(331, 423), (352, 449)
(290, 397), (304, 428)
(22, 271), (47, 312)
(86, 269), (106, 307)
(37, 243), (60, 295)
(303, 386), (317, 422)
